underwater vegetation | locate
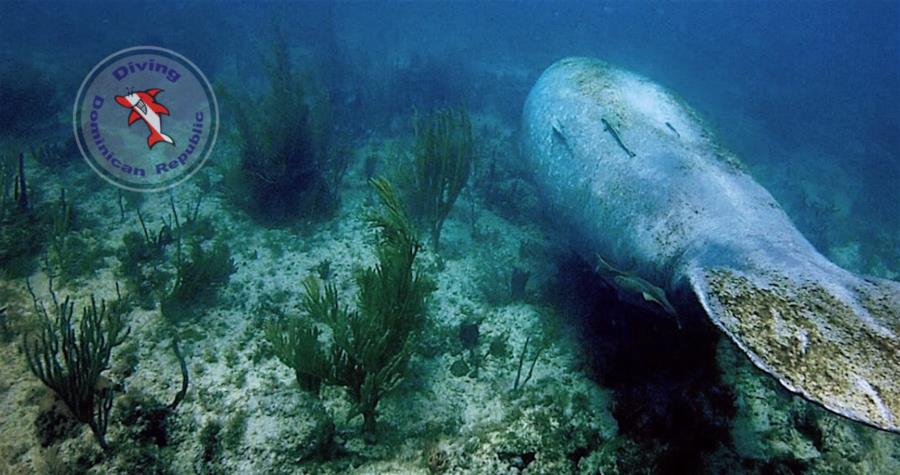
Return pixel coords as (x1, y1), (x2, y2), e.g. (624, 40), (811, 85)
(22, 282), (130, 451)
(115, 208), (174, 308)
(44, 189), (76, 279)
(468, 125), (540, 226)
(266, 178), (433, 440)
(0, 153), (43, 277)
(511, 334), (545, 393)
(406, 107), (474, 251)
(30, 136), (79, 170)
(224, 33), (345, 224)
(160, 240), (234, 324)
(1, 152), (105, 282)
(44, 188), (106, 285)
(509, 267), (530, 301)
(115, 196), (233, 321)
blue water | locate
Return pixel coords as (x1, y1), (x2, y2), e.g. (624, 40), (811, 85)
(3, 1), (896, 243)
(1, 1), (898, 473)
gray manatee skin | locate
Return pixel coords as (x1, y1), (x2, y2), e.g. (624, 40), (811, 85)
(522, 57), (900, 433)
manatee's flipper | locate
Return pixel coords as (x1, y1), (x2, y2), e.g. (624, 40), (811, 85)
(687, 261), (900, 433)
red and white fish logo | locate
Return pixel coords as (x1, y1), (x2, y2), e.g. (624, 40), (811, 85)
(115, 89), (175, 149)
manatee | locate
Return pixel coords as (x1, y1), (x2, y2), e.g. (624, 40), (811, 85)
(522, 57), (900, 433)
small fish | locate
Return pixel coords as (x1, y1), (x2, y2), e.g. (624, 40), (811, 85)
(665, 121), (681, 138)
(601, 117), (636, 158)
(596, 254), (680, 325)
(115, 88), (175, 149)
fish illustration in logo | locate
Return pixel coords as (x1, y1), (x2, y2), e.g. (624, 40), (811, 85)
(114, 88), (175, 149)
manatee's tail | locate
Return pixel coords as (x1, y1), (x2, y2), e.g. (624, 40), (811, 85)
(686, 255), (900, 433)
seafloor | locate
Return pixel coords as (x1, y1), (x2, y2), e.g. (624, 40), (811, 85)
(1, 53), (899, 475)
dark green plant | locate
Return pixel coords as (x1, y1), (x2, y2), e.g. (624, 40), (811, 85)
(116, 391), (170, 448)
(139, 208), (173, 254)
(169, 336), (190, 411)
(47, 188), (73, 245)
(488, 333), (509, 359)
(168, 194), (214, 244)
(509, 267), (530, 301)
(0, 151), (29, 212)
(30, 136), (78, 169)
(458, 321), (482, 377)
(335, 178), (433, 436)
(512, 334), (546, 393)
(407, 108), (474, 251)
(116, 194), (229, 319)
(265, 301), (331, 394)
(118, 189), (146, 220)
(113, 390), (174, 475)
(35, 404), (81, 447)
(116, 209), (174, 308)
(198, 418), (223, 473)
(114, 338), (188, 449)
(265, 178), (433, 439)
(110, 340), (187, 475)
(225, 31), (341, 223)
(459, 322), (479, 350)
(0, 152), (43, 277)
(160, 240), (235, 324)
(449, 359), (470, 378)
(222, 410), (248, 452)
(22, 281), (130, 450)
(0, 306), (8, 342)
(45, 188), (105, 284)
(314, 258), (332, 280)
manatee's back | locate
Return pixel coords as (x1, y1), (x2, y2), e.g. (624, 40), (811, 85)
(523, 57), (812, 283)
